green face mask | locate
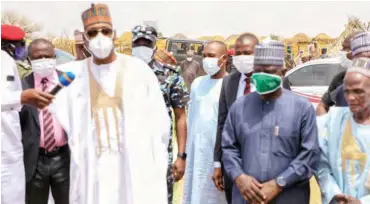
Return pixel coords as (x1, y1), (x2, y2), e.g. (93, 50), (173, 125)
(251, 72), (282, 95)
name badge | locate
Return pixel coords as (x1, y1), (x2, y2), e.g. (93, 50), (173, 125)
(6, 75), (14, 81)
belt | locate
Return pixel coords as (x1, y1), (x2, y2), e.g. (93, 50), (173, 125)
(39, 144), (68, 157)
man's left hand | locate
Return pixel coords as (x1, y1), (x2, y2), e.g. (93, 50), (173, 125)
(258, 179), (282, 203)
(172, 158), (185, 181)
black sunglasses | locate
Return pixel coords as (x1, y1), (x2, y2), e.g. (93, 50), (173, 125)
(85, 28), (113, 39)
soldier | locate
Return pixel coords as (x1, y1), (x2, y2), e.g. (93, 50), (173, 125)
(1, 24), (32, 78)
(131, 25), (189, 204)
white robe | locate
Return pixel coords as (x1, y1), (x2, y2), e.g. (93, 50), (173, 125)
(1, 50), (25, 204)
(183, 75), (227, 204)
(50, 53), (170, 204)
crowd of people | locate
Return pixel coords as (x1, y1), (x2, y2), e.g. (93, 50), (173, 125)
(1, 3), (370, 204)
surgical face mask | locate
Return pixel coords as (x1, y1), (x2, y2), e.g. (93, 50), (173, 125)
(87, 32), (114, 59)
(202, 56), (224, 76)
(251, 72), (282, 95)
(31, 58), (56, 77)
(339, 51), (353, 68)
(15, 46), (27, 60)
(233, 55), (254, 74)
(132, 46), (154, 64)
(186, 57), (193, 62)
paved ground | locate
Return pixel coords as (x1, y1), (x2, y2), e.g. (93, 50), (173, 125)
(171, 136), (322, 204)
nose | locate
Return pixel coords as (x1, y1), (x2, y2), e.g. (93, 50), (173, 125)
(346, 93), (356, 103)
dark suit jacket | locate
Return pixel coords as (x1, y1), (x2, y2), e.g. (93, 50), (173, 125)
(19, 71), (68, 182)
(213, 72), (291, 162)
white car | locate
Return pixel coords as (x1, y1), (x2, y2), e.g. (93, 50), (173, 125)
(285, 57), (346, 108)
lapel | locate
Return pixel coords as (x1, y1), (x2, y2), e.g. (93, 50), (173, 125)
(23, 73), (41, 128)
(229, 71), (241, 103)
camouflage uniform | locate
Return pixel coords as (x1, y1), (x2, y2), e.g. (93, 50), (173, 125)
(149, 60), (189, 204)
(16, 60), (32, 79)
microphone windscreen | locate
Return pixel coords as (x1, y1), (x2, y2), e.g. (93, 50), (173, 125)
(59, 72), (75, 87)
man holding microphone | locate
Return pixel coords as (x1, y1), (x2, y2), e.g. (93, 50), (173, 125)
(1, 25), (54, 204)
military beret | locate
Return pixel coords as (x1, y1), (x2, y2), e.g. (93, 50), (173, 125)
(1, 25), (25, 41)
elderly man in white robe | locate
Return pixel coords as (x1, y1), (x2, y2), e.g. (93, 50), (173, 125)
(49, 3), (170, 204)
(316, 57), (370, 204)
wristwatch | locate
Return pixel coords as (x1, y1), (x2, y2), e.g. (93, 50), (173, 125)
(276, 176), (287, 188)
(177, 152), (187, 160)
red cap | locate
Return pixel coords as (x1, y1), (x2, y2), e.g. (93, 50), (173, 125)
(228, 49), (235, 56)
(1, 24), (25, 41)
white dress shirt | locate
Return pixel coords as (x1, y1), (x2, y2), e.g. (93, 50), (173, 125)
(236, 73), (256, 98)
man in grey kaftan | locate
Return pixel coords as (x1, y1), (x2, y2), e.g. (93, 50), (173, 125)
(222, 39), (320, 204)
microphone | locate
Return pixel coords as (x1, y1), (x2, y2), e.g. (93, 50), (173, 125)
(49, 72), (76, 95)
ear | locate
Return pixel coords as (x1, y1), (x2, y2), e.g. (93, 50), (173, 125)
(113, 30), (117, 41)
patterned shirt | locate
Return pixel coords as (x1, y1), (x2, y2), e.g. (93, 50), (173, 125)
(150, 60), (189, 118)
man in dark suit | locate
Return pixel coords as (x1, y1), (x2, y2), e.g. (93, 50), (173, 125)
(19, 39), (70, 204)
(212, 34), (291, 204)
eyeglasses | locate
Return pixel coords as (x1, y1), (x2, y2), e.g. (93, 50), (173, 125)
(85, 28), (113, 39)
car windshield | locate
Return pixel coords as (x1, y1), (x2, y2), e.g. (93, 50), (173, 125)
(287, 63), (346, 86)
(55, 49), (75, 65)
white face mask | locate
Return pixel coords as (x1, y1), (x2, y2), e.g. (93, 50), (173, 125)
(186, 57), (193, 62)
(233, 55), (254, 74)
(338, 51), (352, 68)
(202, 57), (223, 76)
(31, 58), (56, 77)
(87, 32), (114, 59)
(132, 46), (154, 64)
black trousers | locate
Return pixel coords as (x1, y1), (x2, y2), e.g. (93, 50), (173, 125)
(26, 146), (70, 204)
(222, 163), (233, 204)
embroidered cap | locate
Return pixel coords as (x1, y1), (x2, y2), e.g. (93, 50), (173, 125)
(254, 39), (285, 66)
(347, 57), (370, 77)
(131, 25), (158, 43)
(81, 3), (112, 29)
(350, 32), (370, 56)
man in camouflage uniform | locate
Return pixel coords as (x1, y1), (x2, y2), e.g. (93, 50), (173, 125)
(1, 24), (32, 78)
(131, 25), (189, 204)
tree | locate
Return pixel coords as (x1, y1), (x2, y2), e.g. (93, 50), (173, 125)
(269, 34), (280, 41)
(328, 16), (370, 54)
(1, 11), (42, 39)
(52, 29), (75, 55)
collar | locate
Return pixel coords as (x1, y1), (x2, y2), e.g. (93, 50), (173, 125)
(34, 70), (58, 87)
